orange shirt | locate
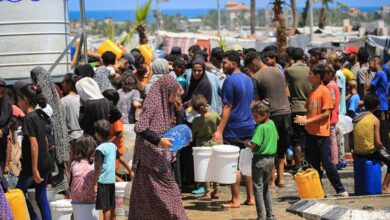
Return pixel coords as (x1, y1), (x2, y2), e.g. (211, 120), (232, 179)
(305, 85), (333, 136)
(110, 118), (124, 169)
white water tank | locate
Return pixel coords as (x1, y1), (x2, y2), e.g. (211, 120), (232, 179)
(0, 0), (71, 83)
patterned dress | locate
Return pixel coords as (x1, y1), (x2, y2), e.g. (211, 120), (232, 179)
(0, 167), (13, 220)
(129, 75), (188, 220)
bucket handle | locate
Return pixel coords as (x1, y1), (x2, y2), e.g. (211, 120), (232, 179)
(293, 160), (313, 175)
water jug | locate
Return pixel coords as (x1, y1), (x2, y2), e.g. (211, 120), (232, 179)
(97, 39), (123, 59)
(294, 168), (324, 199)
(5, 189), (30, 220)
(354, 157), (382, 195)
(163, 124), (192, 152)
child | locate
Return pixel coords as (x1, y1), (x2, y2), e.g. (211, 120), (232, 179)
(295, 64), (348, 197)
(93, 119), (132, 220)
(245, 100), (277, 220)
(347, 80), (360, 118)
(190, 95), (220, 200)
(70, 135), (98, 220)
(352, 93), (390, 193)
(117, 73), (142, 124)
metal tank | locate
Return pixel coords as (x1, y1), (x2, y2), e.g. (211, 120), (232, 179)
(0, 0), (71, 83)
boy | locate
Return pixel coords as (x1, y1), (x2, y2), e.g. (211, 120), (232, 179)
(352, 94), (390, 193)
(245, 100), (277, 220)
(347, 80), (360, 118)
(93, 119), (132, 220)
(295, 64), (348, 197)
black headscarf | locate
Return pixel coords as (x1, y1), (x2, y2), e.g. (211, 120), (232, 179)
(75, 64), (95, 78)
(0, 93), (12, 133)
(184, 58), (212, 104)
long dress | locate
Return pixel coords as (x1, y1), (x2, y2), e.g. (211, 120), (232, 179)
(129, 75), (188, 220)
(0, 167), (13, 220)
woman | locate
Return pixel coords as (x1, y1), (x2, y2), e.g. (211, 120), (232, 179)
(16, 85), (52, 220)
(184, 58), (212, 105)
(76, 77), (115, 136)
(74, 63), (95, 79)
(129, 75), (188, 220)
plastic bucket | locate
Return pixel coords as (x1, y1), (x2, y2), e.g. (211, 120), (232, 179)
(50, 199), (73, 220)
(193, 147), (213, 182)
(27, 188), (56, 218)
(115, 182), (128, 216)
(239, 148), (253, 176)
(117, 124), (135, 175)
(212, 145), (240, 184)
(124, 181), (133, 205)
(72, 203), (98, 220)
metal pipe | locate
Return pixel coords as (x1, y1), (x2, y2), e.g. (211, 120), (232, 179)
(48, 33), (81, 73)
(217, 0), (221, 37)
(80, 0), (88, 64)
(309, 0), (313, 42)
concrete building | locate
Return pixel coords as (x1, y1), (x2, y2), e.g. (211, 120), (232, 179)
(378, 6), (390, 17)
(348, 8), (361, 17)
(225, 1), (250, 31)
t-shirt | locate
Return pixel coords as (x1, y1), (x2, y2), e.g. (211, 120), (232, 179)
(285, 64), (312, 113)
(305, 85), (333, 136)
(110, 118), (124, 170)
(61, 95), (83, 140)
(251, 120), (278, 155)
(356, 66), (371, 99)
(117, 89), (142, 124)
(341, 68), (355, 81)
(253, 67), (291, 116)
(326, 81), (340, 124)
(383, 64), (390, 94)
(95, 142), (119, 184)
(336, 70), (346, 115)
(221, 72), (255, 139)
(347, 93), (360, 117)
(371, 70), (388, 111)
(70, 160), (96, 203)
(351, 63), (360, 79)
(20, 111), (52, 177)
(191, 111), (220, 146)
(80, 98), (112, 136)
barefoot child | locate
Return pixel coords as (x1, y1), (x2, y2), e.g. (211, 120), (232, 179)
(191, 95), (221, 200)
(70, 135), (98, 220)
(93, 119), (132, 220)
(245, 100), (277, 220)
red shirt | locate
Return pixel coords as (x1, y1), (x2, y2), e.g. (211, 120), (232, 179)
(326, 81), (340, 125)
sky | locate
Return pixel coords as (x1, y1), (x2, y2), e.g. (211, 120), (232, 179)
(69, 0), (390, 11)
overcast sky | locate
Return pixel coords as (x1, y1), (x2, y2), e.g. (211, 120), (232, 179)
(69, 0), (389, 11)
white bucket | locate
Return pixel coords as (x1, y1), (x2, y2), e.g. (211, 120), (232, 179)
(211, 145), (240, 184)
(239, 148), (253, 176)
(124, 181), (133, 205)
(115, 182), (128, 216)
(193, 147), (213, 182)
(50, 199), (73, 220)
(72, 203), (98, 220)
(118, 124), (136, 175)
(27, 188), (56, 218)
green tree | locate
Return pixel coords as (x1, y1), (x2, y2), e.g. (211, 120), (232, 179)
(250, 0), (256, 35)
(290, 0), (298, 28)
(319, 0), (333, 29)
(299, 0), (309, 27)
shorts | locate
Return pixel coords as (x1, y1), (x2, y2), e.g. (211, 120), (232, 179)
(270, 114), (291, 159)
(291, 112), (306, 148)
(96, 183), (115, 211)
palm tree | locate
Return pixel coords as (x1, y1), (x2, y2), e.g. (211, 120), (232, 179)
(299, 0), (309, 27)
(318, 0), (333, 29)
(290, 0), (298, 28)
(272, 0), (288, 56)
(250, 0), (256, 35)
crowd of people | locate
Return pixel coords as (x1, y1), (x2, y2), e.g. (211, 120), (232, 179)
(0, 42), (389, 220)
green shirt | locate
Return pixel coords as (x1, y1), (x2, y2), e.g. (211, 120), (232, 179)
(191, 111), (220, 146)
(251, 120), (278, 155)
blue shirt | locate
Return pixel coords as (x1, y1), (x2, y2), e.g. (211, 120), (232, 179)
(347, 93), (360, 115)
(371, 70), (388, 111)
(221, 72), (255, 138)
(382, 64), (390, 95)
(336, 70), (346, 115)
(96, 142), (117, 184)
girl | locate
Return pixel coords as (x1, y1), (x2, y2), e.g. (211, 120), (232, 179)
(191, 95), (220, 200)
(117, 73), (142, 124)
(70, 135), (98, 220)
(16, 85), (52, 220)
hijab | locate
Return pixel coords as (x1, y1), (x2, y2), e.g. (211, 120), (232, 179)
(76, 77), (104, 101)
(74, 64), (95, 78)
(152, 58), (169, 75)
(184, 58), (212, 104)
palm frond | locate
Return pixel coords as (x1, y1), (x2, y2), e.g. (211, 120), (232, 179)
(136, 0), (152, 24)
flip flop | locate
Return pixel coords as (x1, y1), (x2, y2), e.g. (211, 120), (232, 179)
(242, 200), (255, 206)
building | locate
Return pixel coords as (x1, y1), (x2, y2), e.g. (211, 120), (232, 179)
(378, 6), (390, 17)
(348, 8), (361, 17)
(264, 8), (293, 27)
(225, 1), (250, 31)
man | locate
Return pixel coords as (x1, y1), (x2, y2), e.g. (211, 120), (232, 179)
(308, 48), (322, 66)
(208, 47), (226, 84)
(0, 78), (12, 170)
(169, 58), (187, 79)
(344, 45), (359, 78)
(356, 47), (371, 99)
(116, 52), (135, 73)
(253, 52), (292, 188)
(244, 51), (264, 78)
(366, 56), (389, 151)
(213, 50), (256, 208)
(285, 48), (311, 167)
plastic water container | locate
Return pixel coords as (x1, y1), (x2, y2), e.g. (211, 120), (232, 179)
(193, 147), (213, 182)
(117, 124), (136, 175)
(139, 44), (153, 64)
(211, 145), (240, 184)
(294, 168), (324, 199)
(5, 189), (30, 220)
(115, 182), (128, 216)
(28, 188), (56, 217)
(97, 39), (123, 59)
(72, 203), (98, 220)
(50, 199), (73, 220)
(354, 157), (382, 195)
(163, 124), (192, 152)
(239, 148), (253, 176)
(124, 181), (133, 205)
